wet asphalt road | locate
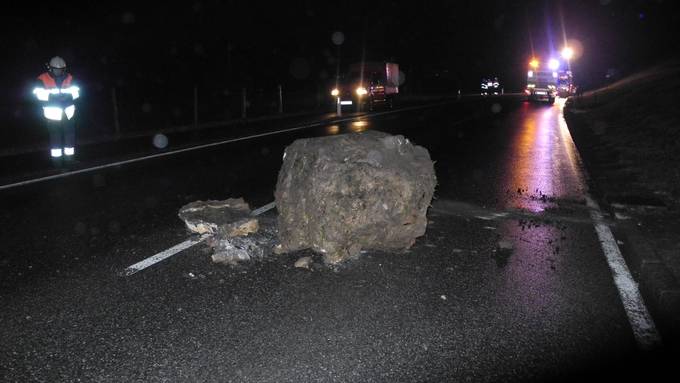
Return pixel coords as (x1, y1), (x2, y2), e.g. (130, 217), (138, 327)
(0, 98), (672, 382)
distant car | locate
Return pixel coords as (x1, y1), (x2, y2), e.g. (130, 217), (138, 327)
(481, 77), (501, 96)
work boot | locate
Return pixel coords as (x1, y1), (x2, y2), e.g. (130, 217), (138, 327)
(63, 147), (79, 168)
(50, 148), (63, 168)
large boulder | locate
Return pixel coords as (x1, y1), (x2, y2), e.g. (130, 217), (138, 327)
(275, 130), (436, 264)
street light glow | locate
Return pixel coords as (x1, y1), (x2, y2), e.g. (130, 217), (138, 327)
(548, 58), (560, 70)
(561, 47), (574, 60)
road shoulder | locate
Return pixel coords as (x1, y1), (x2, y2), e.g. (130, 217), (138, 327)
(564, 96), (680, 344)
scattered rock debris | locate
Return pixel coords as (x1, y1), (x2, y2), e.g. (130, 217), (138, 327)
(294, 256), (313, 269)
(178, 198), (257, 236)
(497, 240), (514, 253)
(178, 198), (277, 265)
(493, 239), (514, 267)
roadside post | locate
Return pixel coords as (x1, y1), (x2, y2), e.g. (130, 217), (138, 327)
(242, 88), (247, 119)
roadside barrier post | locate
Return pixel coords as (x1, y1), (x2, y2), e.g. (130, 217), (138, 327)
(193, 86), (198, 129)
(112, 87), (121, 140)
(242, 88), (247, 119)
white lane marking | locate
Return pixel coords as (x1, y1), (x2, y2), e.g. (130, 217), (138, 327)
(121, 235), (209, 276)
(251, 201), (276, 216)
(122, 201), (276, 276)
(0, 101), (459, 192)
(585, 195), (662, 350)
(558, 102), (662, 350)
(556, 101), (662, 349)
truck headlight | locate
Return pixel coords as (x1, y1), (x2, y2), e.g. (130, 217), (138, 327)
(356, 87), (367, 96)
(331, 88), (339, 96)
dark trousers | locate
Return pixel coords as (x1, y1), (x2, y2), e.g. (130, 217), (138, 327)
(46, 118), (75, 150)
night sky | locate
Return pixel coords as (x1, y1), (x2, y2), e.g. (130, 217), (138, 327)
(2, 0), (679, 97)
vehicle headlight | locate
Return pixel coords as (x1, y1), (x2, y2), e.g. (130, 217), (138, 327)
(356, 87), (367, 96)
(331, 88), (339, 96)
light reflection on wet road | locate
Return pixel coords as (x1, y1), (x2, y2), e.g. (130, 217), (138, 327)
(500, 99), (585, 212)
(495, 99), (589, 315)
(0, 98), (661, 382)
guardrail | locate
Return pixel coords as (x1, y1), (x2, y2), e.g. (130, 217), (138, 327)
(0, 88), (467, 157)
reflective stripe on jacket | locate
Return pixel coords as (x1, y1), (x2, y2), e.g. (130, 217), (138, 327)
(34, 72), (79, 120)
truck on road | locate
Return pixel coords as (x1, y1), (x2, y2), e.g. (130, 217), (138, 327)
(525, 58), (558, 104)
(331, 62), (400, 111)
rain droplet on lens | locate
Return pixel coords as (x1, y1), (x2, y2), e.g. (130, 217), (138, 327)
(331, 31), (345, 46)
(153, 134), (168, 149)
(491, 103), (502, 114)
(121, 12), (135, 24)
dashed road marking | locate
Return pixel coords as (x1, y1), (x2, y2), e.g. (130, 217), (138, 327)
(121, 235), (209, 276)
(121, 201), (276, 276)
(251, 201), (276, 216)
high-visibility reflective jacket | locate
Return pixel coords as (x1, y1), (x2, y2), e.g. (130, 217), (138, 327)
(33, 72), (80, 121)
